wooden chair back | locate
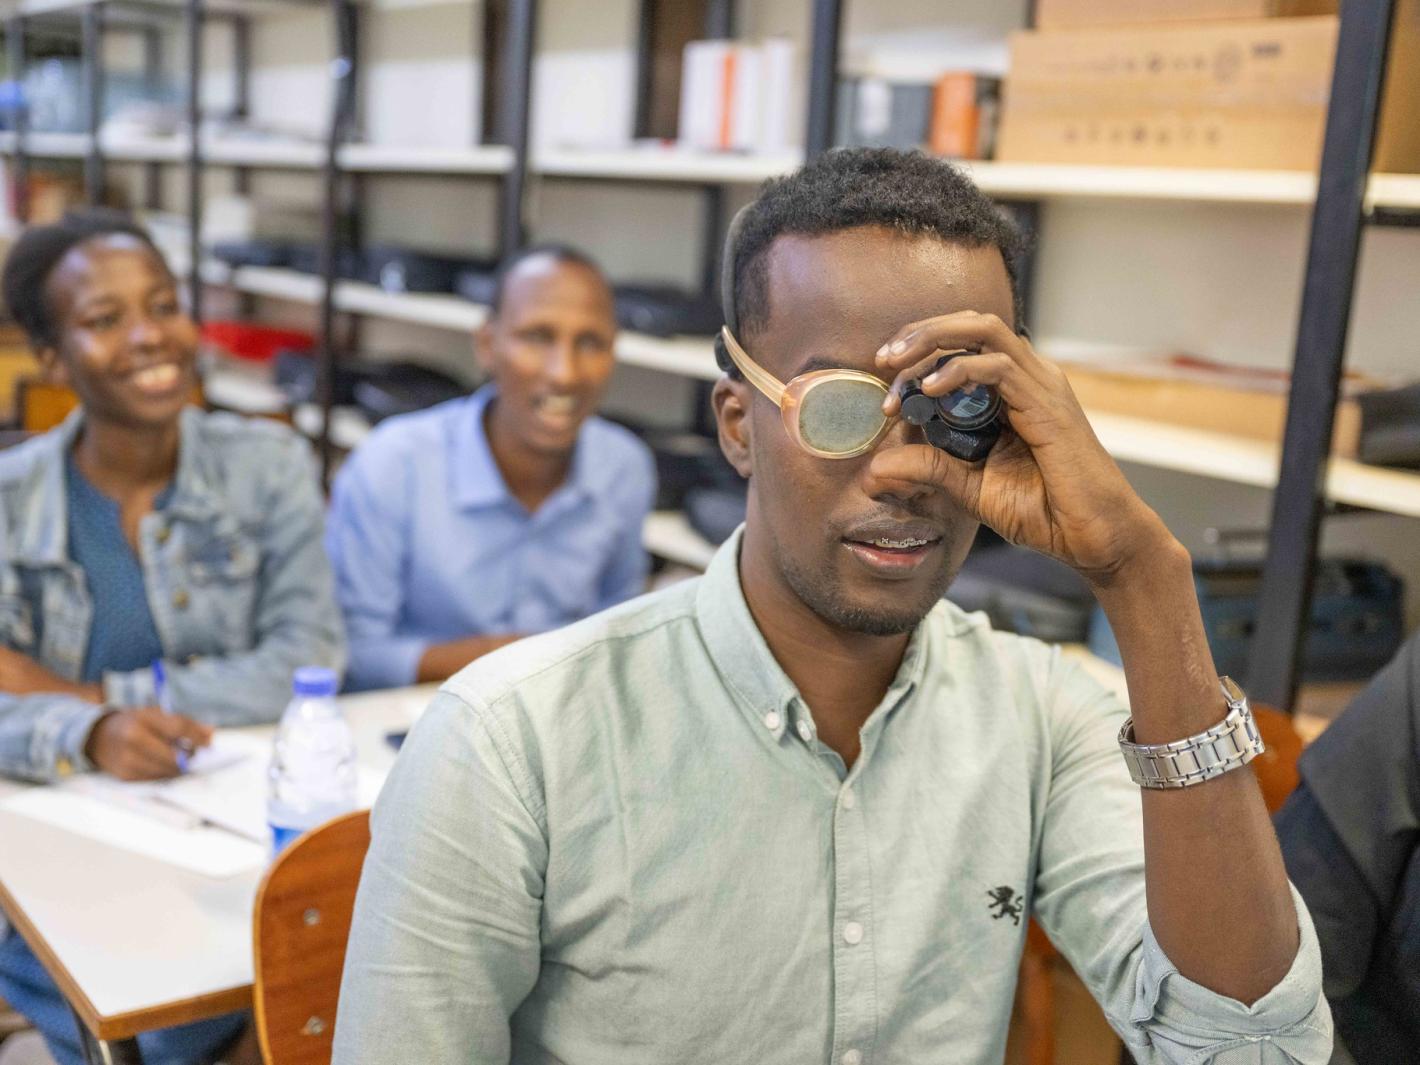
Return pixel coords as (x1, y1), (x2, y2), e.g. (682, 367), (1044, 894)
(16, 379), (79, 432)
(1250, 703), (1304, 814)
(252, 810), (371, 1065)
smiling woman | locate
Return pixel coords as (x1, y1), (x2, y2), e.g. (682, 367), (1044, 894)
(0, 210), (343, 1065)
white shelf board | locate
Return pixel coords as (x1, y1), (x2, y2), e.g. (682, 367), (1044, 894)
(0, 131), (509, 174)
(200, 260), (716, 376)
(534, 147), (802, 184)
(24, 131), (89, 158)
(616, 333), (719, 380)
(530, 149), (1420, 209)
(643, 510), (718, 570)
(204, 137), (323, 168)
(201, 261), (489, 332)
(1092, 410), (1420, 519)
(964, 161), (1420, 210)
(340, 142), (512, 174)
(100, 131), (188, 163)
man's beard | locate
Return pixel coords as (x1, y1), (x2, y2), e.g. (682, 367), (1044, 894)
(775, 538), (956, 637)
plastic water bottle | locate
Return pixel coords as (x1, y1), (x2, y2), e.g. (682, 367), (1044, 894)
(267, 667), (357, 856)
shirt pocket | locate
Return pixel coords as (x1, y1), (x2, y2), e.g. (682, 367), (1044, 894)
(182, 534), (261, 652)
(0, 593), (35, 652)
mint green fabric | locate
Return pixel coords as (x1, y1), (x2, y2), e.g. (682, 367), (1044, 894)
(336, 528), (1329, 1065)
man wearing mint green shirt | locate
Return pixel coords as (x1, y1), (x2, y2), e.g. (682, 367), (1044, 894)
(325, 245), (655, 691)
(335, 151), (1328, 1063)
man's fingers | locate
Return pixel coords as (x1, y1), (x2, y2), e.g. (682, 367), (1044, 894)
(875, 312), (1052, 386)
(141, 706), (214, 748)
(120, 719), (186, 779)
(885, 352), (1048, 420)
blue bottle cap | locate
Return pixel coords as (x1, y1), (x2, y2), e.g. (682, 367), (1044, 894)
(292, 666), (339, 698)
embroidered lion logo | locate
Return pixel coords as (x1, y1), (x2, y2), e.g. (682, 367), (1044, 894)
(986, 885), (1023, 926)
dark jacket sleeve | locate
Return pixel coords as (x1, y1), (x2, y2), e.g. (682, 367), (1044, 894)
(1274, 633), (1420, 1001)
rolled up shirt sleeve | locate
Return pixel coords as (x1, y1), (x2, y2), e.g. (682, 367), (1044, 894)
(0, 691), (107, 782)
(1035, 651), (1331, 1064)
(1131, 884), (1331, 1063)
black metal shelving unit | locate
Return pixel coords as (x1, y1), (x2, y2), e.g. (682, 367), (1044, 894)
(0, 0), (1413, 713)
(1248, 0), (1411, 711)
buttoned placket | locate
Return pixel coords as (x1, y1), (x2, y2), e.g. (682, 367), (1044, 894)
(777, 695), (884, 1065)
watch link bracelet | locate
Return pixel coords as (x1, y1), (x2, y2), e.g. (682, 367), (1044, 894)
(1117, 676), (1265, 789)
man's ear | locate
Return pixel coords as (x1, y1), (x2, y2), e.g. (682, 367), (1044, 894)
(473, 320), (496, 377)
(712, 376), (753, 480)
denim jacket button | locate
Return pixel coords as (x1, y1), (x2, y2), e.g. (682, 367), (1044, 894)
(155, 524), (171, 545)
(172, 589), (190, 610)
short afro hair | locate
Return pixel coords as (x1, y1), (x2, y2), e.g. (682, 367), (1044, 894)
(2, 208), (164, 350)
(720, 148), (1026, 373)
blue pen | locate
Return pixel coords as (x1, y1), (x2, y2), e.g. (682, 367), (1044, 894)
(152, 658), (191, 773)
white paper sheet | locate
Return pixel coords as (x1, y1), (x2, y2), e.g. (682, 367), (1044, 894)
(0, 788), (267, 878)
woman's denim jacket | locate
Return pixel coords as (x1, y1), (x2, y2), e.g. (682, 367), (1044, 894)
(0, 407), (346, 782)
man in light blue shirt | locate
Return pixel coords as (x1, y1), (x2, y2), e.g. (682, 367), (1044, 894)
(336, 151), (1328, 1062)
(326, 245), (656, 691)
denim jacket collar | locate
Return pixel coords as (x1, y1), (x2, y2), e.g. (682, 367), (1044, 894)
(13, 406), (225, 567)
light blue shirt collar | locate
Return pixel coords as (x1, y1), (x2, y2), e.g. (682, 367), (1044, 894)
(450, 385), (598, 514)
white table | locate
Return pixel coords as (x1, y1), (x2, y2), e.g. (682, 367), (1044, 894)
(0, 685), (438, 1060)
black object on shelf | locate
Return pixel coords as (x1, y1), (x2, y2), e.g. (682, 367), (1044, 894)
(630, 427), (740, 511)
(210, 238), (297, 269)
(454, 267), (498, 306)
(685, 483), (747, 546)
(275, 351), (466, 424)
(949, 537), (1093, 645)
(614, 285), (723, 337)
(1092, 556), (1406, 684)
(1357, 382), (1420, 469)
(363, 246), (496, 296)
(289, 241), (366, 280)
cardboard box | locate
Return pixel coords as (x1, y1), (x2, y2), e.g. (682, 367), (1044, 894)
(1035, 0), (1333, 31)
(1058, 354), (1374, 458)
(999, 10), (1420, 172)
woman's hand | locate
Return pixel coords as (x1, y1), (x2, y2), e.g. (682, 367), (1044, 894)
(871, 310), (1175, 584)
(84, 706), (213, 780)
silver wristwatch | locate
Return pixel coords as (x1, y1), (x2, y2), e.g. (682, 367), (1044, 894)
(1117, 676), (1265, 789)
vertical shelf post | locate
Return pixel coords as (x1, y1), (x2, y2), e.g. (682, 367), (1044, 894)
(82, 0), (105, 204)
(316, 0), (360, 483)
(804, 0), (842, 158)
(1248, 0), (1398, 710)
(5, 16), (29, 224)
(497, 0), (535, 256)
(184, 0), (204, 324)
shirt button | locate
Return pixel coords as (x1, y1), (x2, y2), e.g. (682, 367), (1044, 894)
(796, 719), (813, 742)
(763, 711), (781, 731)
(841, 788), (856, 810)
(172, 589), (190, 610)
(842, 922), (864, 945)
(155, 525), (171, 544)
(842, 1051), (862, 1065)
